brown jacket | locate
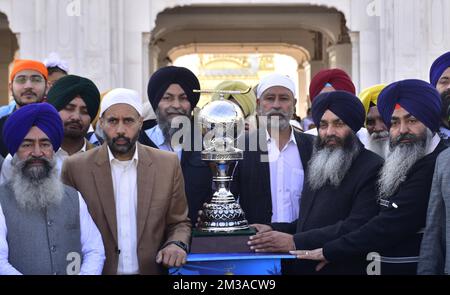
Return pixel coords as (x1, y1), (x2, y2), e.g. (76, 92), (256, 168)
(61, 143), (191, 274)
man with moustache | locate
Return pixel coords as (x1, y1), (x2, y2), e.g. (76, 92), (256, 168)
(61, 88), (191, 275)
(0, 75), (100, 184)
(0, 60), (49, 157)
(429, 51), (450, 146)
(232, 73), (315, 225)
(359, 84), (389, 158)
(247, 91), (383, 274)
(0, 103), (105, 275)
(293, 79), (447, 275)
(139, 66), (212, 225)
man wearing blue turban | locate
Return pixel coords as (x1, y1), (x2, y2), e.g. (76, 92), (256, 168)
(291, 79), (447, 275)
(248, 91), (383, 274)
(0, 103), (105, 275)
(429, 51), (450, 146)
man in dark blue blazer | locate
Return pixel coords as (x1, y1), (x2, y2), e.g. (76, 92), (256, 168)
(292, 79), (447, 275)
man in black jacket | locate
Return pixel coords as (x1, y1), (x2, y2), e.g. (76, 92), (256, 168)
(248, 91), (384, 274)
(232, 73), (315, 225)
(292, 79), (447, 275)
(138, 66), (211, 225)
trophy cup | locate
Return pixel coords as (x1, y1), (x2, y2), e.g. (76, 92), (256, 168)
(190, 88), (256, 253)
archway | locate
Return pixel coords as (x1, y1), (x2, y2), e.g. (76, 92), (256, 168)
(148, 4), (352, 116)
(170, 43), (310, 116)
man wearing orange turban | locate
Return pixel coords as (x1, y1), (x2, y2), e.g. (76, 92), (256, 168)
(0, 59), (49, 157)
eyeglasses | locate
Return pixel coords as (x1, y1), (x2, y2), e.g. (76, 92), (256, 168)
(13, 75), (45, 84)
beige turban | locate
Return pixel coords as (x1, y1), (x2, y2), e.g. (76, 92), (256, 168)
(212, 80), (256, 118)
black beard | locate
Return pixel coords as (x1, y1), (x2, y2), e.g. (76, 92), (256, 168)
(19, 157), (53, 183)
(441, 89), (450, 128)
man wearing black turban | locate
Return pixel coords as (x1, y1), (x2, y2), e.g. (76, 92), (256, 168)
(294, 79), (448, 275)
(249, 91), (383, 274)
(140, 66), (211, 225)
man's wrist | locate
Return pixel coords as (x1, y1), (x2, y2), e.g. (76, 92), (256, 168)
(163, 240), (189, 253)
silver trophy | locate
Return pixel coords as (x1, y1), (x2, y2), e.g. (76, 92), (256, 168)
(194, 88), (251, 233)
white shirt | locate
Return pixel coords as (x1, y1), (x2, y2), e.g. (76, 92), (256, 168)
(0, 141), (88, 185)
(107, 146), (139, 275)
(266, 129), (304, 223)
(0, 192), (105, 275)
(145, 125), (182, 160)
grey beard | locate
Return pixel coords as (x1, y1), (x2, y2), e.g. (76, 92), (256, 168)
(257, 104), (294, 131)
(307, 134), (361, 191)
(11, 155), (64, 211)
(366, 132), (389, 159)
(377, 130), (432, 199)
(156, 109), (190, 143)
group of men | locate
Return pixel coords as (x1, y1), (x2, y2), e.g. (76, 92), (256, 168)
(0, 50), (449, 275)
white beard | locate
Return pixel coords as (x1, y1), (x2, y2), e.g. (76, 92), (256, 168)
(366, 131), (389, 159)
(11, 155), (64, 211)
(307, 134), (360, 191)
(377, 129), (433, 199)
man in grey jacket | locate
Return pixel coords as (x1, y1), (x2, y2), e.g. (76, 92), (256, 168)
(418, 105), (450, 275)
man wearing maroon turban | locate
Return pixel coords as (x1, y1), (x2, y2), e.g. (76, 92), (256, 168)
(309, 68), (356, 102)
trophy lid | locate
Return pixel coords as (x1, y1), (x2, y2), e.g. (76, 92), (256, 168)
(198, 99), (245, 154)
(198, 99), (245, 126)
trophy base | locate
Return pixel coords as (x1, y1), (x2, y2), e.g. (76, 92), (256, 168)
(190, 227), (257, 254)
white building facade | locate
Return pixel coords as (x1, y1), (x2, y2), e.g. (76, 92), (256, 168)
(0, 0), (449, 114)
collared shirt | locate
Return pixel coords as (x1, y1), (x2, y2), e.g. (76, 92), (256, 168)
(426, 133), (442, 156)
(0, 141), (88, 185)
(145, 125), (182, 160)
(0, 192), (105, 275)
(438, 126), (450, 146)
(266, 129), (304, 223)
(0, 101), (15, 119)
(107, 146), (139, 275)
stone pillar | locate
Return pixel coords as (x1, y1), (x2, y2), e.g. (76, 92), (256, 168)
(309, 60), (326, 80)
(0, 15), (18, 104)
(349, 31), (360, 93)
(296, 62), (308, 118)
(331, 43), (352, 78)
